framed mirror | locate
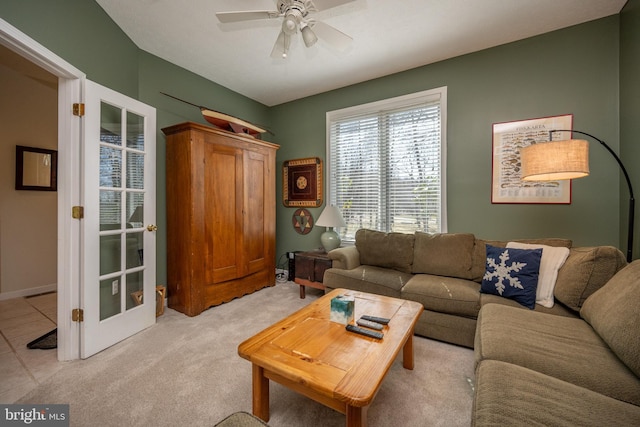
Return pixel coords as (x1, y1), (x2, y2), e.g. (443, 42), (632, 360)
(15, 145), (58, 191)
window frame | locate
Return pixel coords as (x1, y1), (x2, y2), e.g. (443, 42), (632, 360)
(325, 86), (448, 243)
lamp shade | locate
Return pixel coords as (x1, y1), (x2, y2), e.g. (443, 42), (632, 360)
(520, 139), (590, 181)
(129, 205), (144, 223)
(316, 205), (347, 228)
(301, 24), (318, 47)
(316, 205), (346, 252)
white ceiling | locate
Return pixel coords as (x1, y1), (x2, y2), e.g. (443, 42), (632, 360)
(95, 0), (626, 107)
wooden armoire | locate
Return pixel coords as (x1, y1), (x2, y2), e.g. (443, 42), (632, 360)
(162, 122), (279, 316)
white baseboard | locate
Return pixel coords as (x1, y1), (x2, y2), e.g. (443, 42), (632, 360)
(0, 283), (57, 301)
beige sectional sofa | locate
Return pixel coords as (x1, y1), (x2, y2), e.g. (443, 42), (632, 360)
(323, 229), (640, 426)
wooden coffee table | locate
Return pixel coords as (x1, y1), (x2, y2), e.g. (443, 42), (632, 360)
(238, 288), (423, 427)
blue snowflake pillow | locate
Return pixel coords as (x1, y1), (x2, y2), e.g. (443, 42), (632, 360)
(480, 244), (543, 309)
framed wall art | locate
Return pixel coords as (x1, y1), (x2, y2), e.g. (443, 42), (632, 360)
(15, 145), (58, 191)
(491, 114), (573, 204)
(283, 157), (323, 207)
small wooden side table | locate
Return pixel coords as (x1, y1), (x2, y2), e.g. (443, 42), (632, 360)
(294, 251), (332, 298)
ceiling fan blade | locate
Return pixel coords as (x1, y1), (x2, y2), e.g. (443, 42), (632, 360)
(312, 21), (353, 51)
(270, 31), (291, 59)
(216, 10), (280, 23)
(312, 0), (356, 11)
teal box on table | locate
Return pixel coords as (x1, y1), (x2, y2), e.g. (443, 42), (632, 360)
(330, 295), (355, 324)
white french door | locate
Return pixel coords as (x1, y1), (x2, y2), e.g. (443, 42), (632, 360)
(81, 80), (157, 358)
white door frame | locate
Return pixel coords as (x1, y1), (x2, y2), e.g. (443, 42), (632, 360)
(0, 17), (84, 360)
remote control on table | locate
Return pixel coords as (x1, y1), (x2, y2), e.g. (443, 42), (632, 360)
(357, 318), (384, 330)
(361, 315), (390, 325)
(346, 324), (384, 339)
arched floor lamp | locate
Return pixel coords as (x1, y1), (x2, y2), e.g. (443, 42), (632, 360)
(520, 130), (635, 263)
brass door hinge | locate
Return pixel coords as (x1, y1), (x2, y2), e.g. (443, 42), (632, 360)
(72, 206), (84, 219)
(73, 103), (85, 117)
(72, 308), (84, 322)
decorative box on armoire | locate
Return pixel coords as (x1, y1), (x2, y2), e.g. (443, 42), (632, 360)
(162, 122), (279, 316)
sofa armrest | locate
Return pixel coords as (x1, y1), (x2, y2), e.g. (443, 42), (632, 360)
(327, 246), (361, 270)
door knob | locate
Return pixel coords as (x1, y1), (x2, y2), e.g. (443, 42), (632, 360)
(146, 224), (158, 232)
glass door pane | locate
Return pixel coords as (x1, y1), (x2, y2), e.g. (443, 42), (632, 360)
(99, 103), (147, 321)
(124, 112), (145, 311)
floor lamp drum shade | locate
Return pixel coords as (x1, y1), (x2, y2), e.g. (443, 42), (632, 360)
(520, 139), (590, 181)
(316, 205), (347, 252)
(519, 129), (635, 263)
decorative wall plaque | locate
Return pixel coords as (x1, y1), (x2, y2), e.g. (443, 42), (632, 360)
(292, 208), (314, 234)
(283, 157), (323, 207)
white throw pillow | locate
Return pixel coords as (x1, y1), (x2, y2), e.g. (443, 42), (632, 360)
(506, 242), (570, 308)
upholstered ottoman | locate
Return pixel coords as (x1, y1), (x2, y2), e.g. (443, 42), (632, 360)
(214, 412), (268, 427)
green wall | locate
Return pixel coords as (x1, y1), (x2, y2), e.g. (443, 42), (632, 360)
(136, 52), (272, 284)
(271, 16), (625, 262)
(0, 0), (271, 287)
(620, 0), (640, 262)
(0, 0), (138, 97)
(1, 1), (637, 289)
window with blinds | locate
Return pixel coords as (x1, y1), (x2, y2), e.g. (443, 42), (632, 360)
(326, 87), (447, 242)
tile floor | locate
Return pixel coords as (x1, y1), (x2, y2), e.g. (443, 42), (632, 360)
(0, 292), (64, 403)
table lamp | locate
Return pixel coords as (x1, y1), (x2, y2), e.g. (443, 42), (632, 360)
(316, 205), (347, 252)
(128, 205), (144, 226)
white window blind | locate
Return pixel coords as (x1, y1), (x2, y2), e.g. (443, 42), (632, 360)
(326, 87), (447, 242)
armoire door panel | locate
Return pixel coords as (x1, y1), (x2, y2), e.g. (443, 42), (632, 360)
(205, 144), (243, 283)
(244, 150), (267, 274)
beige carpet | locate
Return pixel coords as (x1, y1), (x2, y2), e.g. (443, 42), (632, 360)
(18, 282), (475, 426)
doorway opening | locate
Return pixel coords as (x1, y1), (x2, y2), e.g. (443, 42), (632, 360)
(0, 17), (84, 361)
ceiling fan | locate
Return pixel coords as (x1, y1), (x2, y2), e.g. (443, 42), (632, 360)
(216, 0), (355, 59)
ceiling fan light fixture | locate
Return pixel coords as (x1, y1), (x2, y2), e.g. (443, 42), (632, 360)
(301, 24), (318, 47)
(218, 0), (355, 58)
(283, 15), (298, 35)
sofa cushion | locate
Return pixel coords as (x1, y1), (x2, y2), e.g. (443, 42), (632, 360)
(473, 360), (640, 427)
(480, 245), (542, 309)
(506, 241), (570, 308)
(581, 260), (640, 378)
(471, 238), (572, 282)
(411, 232), (475, 279)
(475, 303), (640, 405)
(355, 229), (415, 273)
(479, 293), (578, 318)
(554, 246), (627, 311)
(402, 275), (480, 318)
(418, 310), (478, 348)
(323, 265), (412, 299)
